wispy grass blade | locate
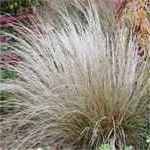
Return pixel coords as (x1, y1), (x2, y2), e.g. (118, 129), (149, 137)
(1, 0), (150, 149)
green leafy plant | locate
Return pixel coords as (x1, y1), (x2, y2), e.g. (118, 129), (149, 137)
(0, 69), (17, 80)
(99, 144), (111, 150)
(0, 0), (42, 14)
(99, 144), (133, 150)
(0, 92), (17, 114)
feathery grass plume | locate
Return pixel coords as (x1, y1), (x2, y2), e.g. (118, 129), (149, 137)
(0, 0), (150, 149)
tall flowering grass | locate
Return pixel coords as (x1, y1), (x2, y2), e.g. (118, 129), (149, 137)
(1, 0), (150, 149)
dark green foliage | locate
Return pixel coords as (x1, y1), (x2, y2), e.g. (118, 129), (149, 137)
(0, 92), (16, 114)
(0, 69), (17, 80)
(0, 0), (42, 14)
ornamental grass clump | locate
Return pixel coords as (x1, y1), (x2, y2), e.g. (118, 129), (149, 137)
(1, 0), (150, 149)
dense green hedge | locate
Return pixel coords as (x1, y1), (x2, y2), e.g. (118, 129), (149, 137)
(0, 0), (42, 14)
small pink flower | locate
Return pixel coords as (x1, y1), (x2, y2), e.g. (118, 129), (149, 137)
(112, 0), (126, 10)
(0, 52), (22, 68)
(0, 10), (35, 27)
(0, 36), (7, 43)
